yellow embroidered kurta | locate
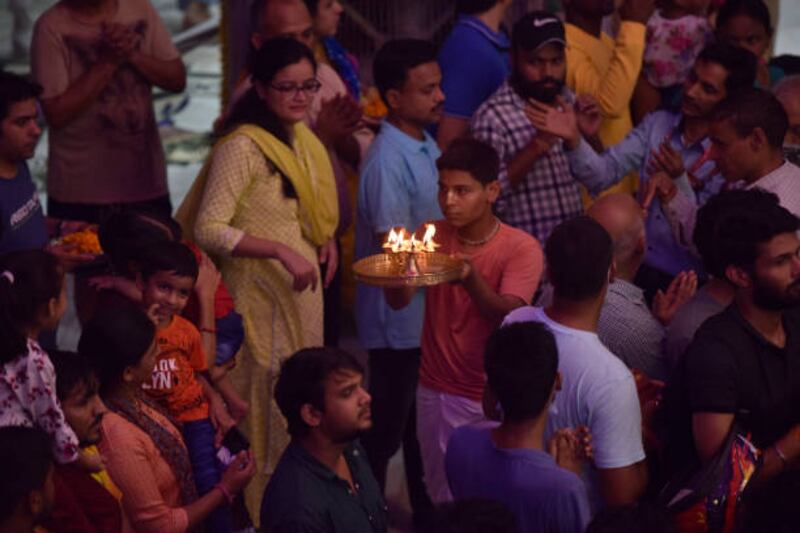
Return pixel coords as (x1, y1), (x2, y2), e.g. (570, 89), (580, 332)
(193, 134), (324, 519)
(566, 21), (646, 201)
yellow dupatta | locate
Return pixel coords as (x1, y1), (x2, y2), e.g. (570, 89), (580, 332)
(176, 122), (339, 247)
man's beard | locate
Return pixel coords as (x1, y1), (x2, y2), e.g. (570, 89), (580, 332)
(330, 427), (366, 445)
(511, 73), (564, 103)
(752, 276), (800, 310)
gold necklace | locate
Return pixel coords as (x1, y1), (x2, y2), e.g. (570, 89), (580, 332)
(458, 218), (501, 247)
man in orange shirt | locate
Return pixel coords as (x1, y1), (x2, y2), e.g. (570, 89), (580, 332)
(386, 138), (543, 502)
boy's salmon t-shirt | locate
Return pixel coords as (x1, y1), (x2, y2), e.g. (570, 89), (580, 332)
(419, 220), (543, 402)
(142, 315), (209, 422)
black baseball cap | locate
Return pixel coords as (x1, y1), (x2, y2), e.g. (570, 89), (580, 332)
(512, 11), (566, 52)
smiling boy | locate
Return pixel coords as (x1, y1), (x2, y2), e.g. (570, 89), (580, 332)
(386, 138), (543, 502)
(137, 240), (236, 532)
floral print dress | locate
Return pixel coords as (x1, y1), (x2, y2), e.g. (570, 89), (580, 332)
(643, 10), (712, 88)
(0, 338), (79, 463)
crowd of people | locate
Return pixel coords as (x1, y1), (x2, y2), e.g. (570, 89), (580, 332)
(2, 0), (800, 531)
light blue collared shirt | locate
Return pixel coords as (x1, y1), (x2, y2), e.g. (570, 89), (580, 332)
(355, 120), (443, 350)
(567, 110), (723, 276)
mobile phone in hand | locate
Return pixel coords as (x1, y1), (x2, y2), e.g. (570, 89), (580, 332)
(216, 427), (250, 466)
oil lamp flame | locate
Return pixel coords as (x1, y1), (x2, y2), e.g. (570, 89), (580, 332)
(382, 224), (440, 254)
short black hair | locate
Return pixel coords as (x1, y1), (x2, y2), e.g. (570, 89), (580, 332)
(456, 0), (501, 15)
(695, 42), (757, 96)
(0, 70), (42, 124)
(372, 39), (438, 106)
(98, 210), (181, 276)
(0, 426), (53, 522)
(545, 216), (613, 301)
(49, 350), (99, 403)
(274, 347), (364, 438)
(693, 189), (781, 277)
(486, 322), (558, 422)
(139, 241), (199, 282)
(0, 250), (64, 365)
(79, 303), (156, 397)
(717, 0), (773, 36)
(437, 138), (500, 185)
(587, 503), (675, 533)
(712, 88), (788, 148)
(713, 195), (799, 273)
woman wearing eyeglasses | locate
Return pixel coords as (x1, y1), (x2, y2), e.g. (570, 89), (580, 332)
(177, 37), (339, 516)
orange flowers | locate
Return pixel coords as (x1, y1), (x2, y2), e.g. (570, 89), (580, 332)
(61, 228), (102, 255)
(362, 87), (387, 119)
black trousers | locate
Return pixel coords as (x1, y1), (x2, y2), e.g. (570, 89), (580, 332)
(360, 347), (432, 516)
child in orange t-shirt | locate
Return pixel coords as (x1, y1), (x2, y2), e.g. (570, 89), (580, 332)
(137, 240), (236, 532)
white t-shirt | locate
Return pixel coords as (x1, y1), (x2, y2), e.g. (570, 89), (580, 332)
(503, 306), (645, 510)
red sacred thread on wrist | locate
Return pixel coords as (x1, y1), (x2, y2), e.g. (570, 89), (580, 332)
(199, 327), (217, 334)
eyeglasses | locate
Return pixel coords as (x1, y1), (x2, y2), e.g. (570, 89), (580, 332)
(269, 80), (322, 96)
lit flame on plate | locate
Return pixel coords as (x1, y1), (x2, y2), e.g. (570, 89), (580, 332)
(383, 224), (440, 253)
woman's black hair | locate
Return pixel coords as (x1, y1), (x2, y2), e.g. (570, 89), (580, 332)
(220, 37), (317, 146)
(78, 302), (156, 397)
(717, 0), (773, 36)
(0, 250), (64, 364)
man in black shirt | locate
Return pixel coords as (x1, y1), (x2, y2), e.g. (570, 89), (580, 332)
(669, 189), (800, 483)
(260, 347), (388, 533)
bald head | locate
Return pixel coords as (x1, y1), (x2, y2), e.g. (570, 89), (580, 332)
(587, 193), (645, 264)
(251, 0), (315, 50)
(774, 75), (800, 145)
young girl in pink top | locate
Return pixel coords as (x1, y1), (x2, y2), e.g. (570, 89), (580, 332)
(0, 249), (86, 466)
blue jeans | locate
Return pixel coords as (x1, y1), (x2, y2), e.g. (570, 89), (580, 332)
(215, 311), (244, 367)
(182, 418), (232, 532)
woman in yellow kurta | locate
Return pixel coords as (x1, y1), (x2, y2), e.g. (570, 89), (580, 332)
(177, 38), (338, 519)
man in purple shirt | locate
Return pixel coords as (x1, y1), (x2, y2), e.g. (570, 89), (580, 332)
(446, 321), (591, 533)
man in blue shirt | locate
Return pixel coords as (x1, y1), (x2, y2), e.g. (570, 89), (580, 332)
(355, 38), (441, 521)
(446, 321), (591, 533)
(0, 71), (48, 255)
(0, 71), (94, 261)
(527, 43), (757, 296)
(437, 0), (513, 150)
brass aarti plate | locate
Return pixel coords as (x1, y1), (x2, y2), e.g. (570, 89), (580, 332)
(353, 252), (464, 288)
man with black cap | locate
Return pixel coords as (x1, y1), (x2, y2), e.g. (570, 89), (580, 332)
(471, 11), (600, 245)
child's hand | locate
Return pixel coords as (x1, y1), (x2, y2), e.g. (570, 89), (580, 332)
(194, 252), (221, 301)
(226, 395), (250, 423)
(145, 303), (161, 326)
(209, 396), (236, 448)
(76, 449), (106, 473)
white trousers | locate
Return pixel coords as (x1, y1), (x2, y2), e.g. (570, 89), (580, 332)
(416, 384), (484, 503)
